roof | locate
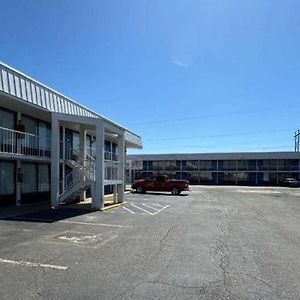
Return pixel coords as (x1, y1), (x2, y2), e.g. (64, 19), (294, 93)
(127, 151), (300, 161)
(0, 61), (142, 148)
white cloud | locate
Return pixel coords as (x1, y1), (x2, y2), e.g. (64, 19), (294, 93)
(171, 59), (189, 68)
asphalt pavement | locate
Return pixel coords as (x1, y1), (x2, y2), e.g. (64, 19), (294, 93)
(0, 186), (299, 299)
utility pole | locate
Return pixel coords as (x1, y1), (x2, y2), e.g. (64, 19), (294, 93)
(294, 130), (300, 152)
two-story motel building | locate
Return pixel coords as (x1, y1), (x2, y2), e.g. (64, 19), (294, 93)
(127, 152), (300, 186)
(0, 62), (142, 209)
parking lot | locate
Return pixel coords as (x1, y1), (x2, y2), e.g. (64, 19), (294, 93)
(0, 186), (299, 299)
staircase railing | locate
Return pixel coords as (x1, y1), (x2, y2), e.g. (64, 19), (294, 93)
(59, 142), (96, 201)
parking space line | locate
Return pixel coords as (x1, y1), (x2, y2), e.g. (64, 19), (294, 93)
(151, 205), (170, 215)
(59, 220), (132, 228)
(123, 206), (136, 214)
(0, 258), (68, 270)
(147, 203), (165, 208)
(141, 204), (159, 211)
(131, 203), (153, 215)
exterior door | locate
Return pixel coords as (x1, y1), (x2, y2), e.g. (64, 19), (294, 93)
(65, 129), (73, 159)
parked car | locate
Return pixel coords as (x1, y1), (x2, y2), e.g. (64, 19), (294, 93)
(131, 175), (189, 195)
(281, 177), (300, 187)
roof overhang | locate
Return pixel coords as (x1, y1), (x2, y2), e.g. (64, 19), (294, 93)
(0, 61), (142, 149)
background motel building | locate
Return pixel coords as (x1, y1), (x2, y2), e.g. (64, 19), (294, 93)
(0, 62), (142, 209)
(127, 152), (300, 186)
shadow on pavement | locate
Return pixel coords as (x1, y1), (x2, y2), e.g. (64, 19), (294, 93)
(131, 191), (189, 197)
(0, 203), (97, 223)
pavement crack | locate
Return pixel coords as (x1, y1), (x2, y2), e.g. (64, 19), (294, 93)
(159, 227), (172, 245)
(210, 200), (239, 300)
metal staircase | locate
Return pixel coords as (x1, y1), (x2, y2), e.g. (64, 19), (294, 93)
(59, 144), (96, 205)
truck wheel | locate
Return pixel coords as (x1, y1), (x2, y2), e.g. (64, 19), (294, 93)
(136, 186), (145, 193)
(171, 187), (180, 195)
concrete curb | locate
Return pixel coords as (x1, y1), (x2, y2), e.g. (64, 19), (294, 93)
(100, 201), (127, 211)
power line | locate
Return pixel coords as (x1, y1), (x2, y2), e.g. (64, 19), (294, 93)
(126, 104), (286, 126)
(142, 143), (293, 151)
(144, 128), (293, 142)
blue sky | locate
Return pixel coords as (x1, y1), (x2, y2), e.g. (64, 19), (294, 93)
(1, 0), (300, 154)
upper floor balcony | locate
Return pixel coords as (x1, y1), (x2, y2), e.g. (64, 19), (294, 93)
(0, 126), (51, 158)
(0, 126), (121, 165)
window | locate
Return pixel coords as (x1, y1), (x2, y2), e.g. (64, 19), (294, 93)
(199, 161), (206, 171)
(186, 161), (199, 171)
(73, 132), (80, 152)
(105, 141), (111, 152)
(22, 115), (37, 134)
(165, 161), (177, 171)
(21, 163), (37, 193)
(224, 172), (236, 184)
(0, 161), (15, 195)
(153, 161), (165, 171)
(269, 160), (277, 171)
(238, 160), (248, 171)
(187, 172), (199, 184)
(38, 164), (50, 192)
(143, 161), (148, 171)
(0, 108), (14, 128)
(38, 122), (51, 152)
(223, 160), (236, 171)
(236, 172), (249, 182)
(199, 172), (212, 183)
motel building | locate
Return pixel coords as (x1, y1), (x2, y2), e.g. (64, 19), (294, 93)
(127, 152), (300, 186)
(0, 62), (142, 209)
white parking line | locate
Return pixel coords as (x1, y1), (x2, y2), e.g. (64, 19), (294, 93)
(59, 220), (131, 228)
(131, 203), (154, 215)
(152, 205), (170, 215)
(142, 204), (159, 211)
(237, 190), (281, 194)
(122, 206), (137, 214)
(0, 258), (68, 270)
(146, 203), (165, 208)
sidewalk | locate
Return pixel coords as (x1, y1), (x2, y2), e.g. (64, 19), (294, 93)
(0, 190), (133, 219)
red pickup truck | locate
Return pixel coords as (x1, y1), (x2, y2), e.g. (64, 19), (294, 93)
(131, 175), (189, 195)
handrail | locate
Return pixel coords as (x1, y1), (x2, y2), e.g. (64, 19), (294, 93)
(0, 126), (36, 136)
(59, 141), (123, 202)
(0, 126), (51, 157)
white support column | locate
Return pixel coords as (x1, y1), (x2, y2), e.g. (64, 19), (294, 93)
(17, 112), (22, 154)
(61, 126), (65, 193)
(79, 126), (87, 201)
(79, 125), (87, 155)
(92, 120), (104, 209)
(16, 160), (21, 206)
(113, 184), (117, 204)
(117, 134), (125, 203)
(51, 114), (60, 208)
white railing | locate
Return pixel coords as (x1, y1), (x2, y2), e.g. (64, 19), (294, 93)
(59, 142), (96, 197)
(85, 148), (118, 161)
(59, 169), (82, 196)
(0, 126), (51, 157)
(86, 146), (96, 158)
(104, 151), (118, 161)
(105, 160), (122, 181)
(59, 141), (122, 197)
